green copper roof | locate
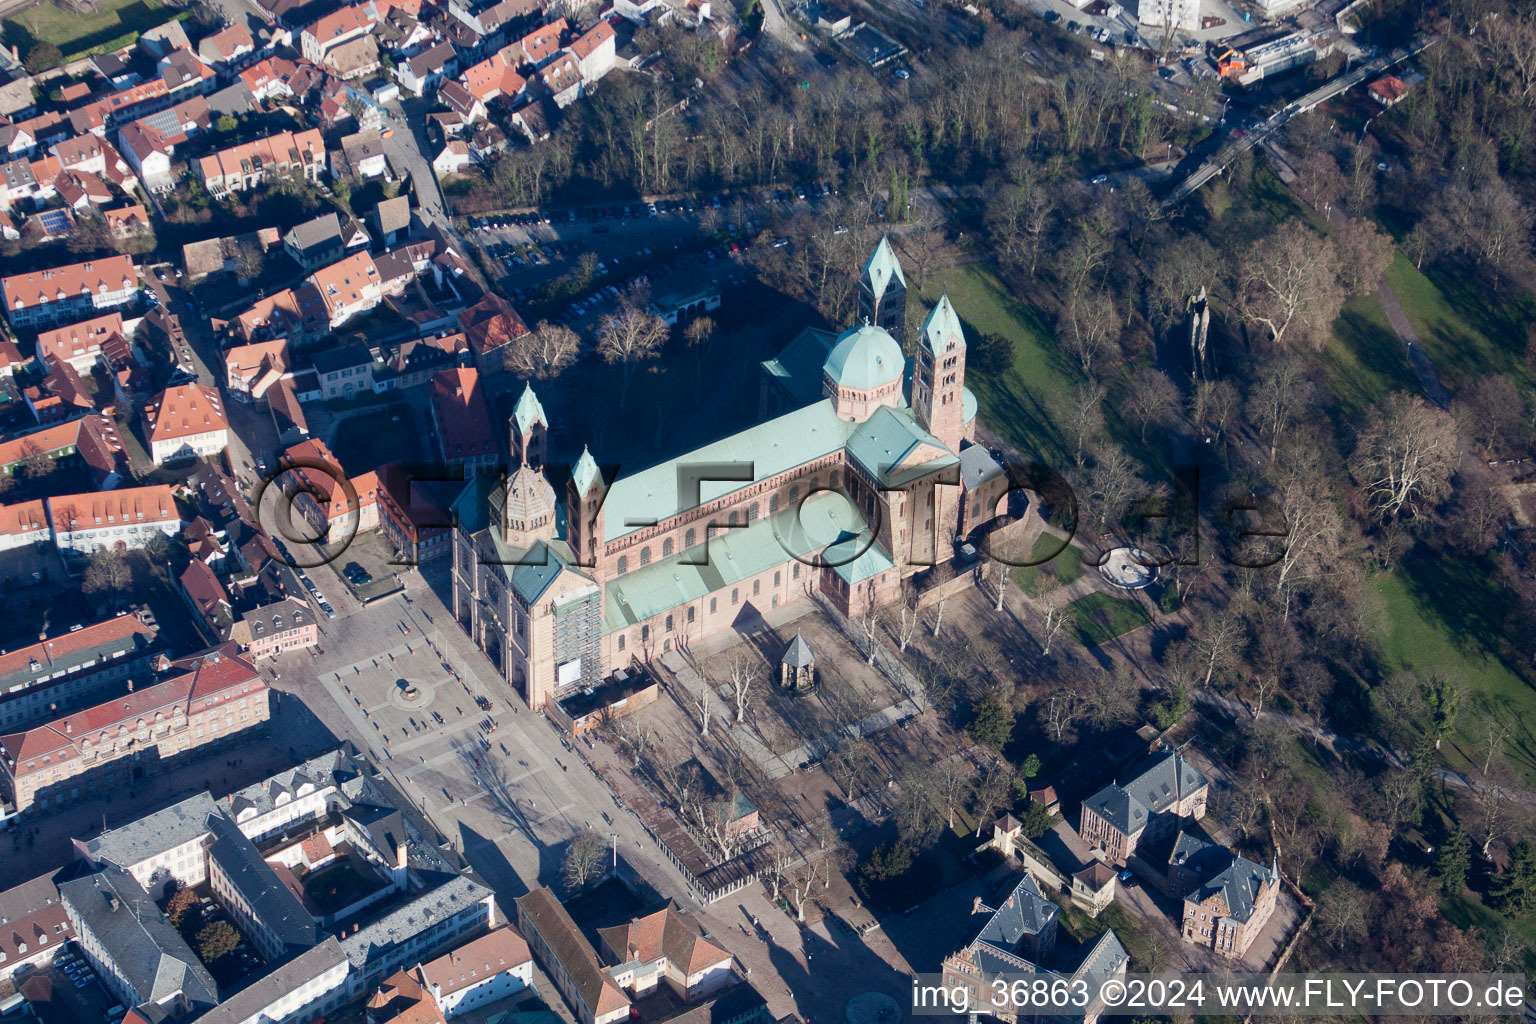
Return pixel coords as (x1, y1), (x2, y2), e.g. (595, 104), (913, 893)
(963, 386), (977, 424)
(862, 235), (907, 300)
(603, 490), (881, 630)
(845, 405), (959, 488)
(601, 399), (856, 543)
(572, 446), (602, 497)
(513, 382), (547, 436)
(760, 327), (837, 406)
(823, 323), (905, 391)
(922, 293), (966, 355)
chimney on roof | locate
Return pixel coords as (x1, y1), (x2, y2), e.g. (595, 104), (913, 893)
(107, 895), (119, 911)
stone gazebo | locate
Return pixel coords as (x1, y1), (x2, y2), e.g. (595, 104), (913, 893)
(780, 631), (816, 693)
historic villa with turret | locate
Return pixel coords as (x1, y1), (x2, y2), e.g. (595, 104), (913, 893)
(450, 242), (1015, 712)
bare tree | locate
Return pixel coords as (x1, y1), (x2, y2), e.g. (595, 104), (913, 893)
(972, 756), (1014, 834)
(894, 582), (921, 651)
(1196, 613), (1243, 689)
(693, 682), (712, 737)
(859, 610), (879, 665)
(683, 315), (716, 385)
(1038, 594), (1069, 655)
(933, 757), (969, 831)
(1473, 764), (1524, 859)
(928, 560), (956, 636)
(1054, 381), (1106, 468)
(83, 550), (133, 606)
(688, 796), (745, 860)
(1235, 223), (1345, 351)
(729, 656), (757, 724)
(764, 842), (795, 901)
(606, 713), (649, 768)
(597, 292), (668, 408)
(18, 440), (56, 480)
(1247, 357), (1315, 462)
(1060, 290), (1120, 378)
(1352, 393), (1459, 520)
(562, 828), (609, 888)
(1479, 714), (1512, 778)
(1332, 216), (1394, 296)
(1124, 365), (1179, 443)
(825, 737), (877, 797)
(512, 320), (583, 378)
(787, 867), (819, 922)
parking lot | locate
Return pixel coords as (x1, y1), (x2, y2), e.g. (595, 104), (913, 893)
(466, 185), (848, 329)
(17, 943), (122, 1024)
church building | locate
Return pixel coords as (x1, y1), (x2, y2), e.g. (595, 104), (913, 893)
(451, 243), (1009, 712)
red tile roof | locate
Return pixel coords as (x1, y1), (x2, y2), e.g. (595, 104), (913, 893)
(417, 926), (532, 997)
(430, 368), (497, 460)
(48, 483), (177, 534)
(0, 648), (261, 776)
(0, 499), (48, 538)
(144, 383), (227, 444)
(35, 312), (124, 366)
(2, 255), (136, 313)
(569, 20), (614, 62)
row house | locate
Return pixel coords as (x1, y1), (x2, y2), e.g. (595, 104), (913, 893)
(48, 483), (181, 556)
(0, 498), (50, 554)
(0, 612), (159, 733)
(539, 53), (582, 108)
(516, 18), (565, 68)
(376, 462), (455, 565)
(159, 48), (218, 96)
(459, 47), (527, 106)
(49, 135), (137, 192)
(368, 927), (534, 1020)
(1, 255), (138, 329)
(67, 49), (209, 138)
(0, 646), (268, 813)
(23, 360), (94, 425)
(195, 128), (326, 196)
(448, 0), (542, 40)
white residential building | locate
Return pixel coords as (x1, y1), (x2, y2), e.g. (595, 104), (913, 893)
(48, 484), (181, 555)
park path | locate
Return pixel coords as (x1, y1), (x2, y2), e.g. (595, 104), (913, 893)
(1374, 270), (1451, 407)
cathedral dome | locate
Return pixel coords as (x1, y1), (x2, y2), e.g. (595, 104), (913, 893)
(823, 323), (904, 392)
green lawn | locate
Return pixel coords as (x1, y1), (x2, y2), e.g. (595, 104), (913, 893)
(918, 265), (1076, 464)
(1011, 534), (1084, 596)
(1068, 592), (1152, 646)
(1322, 290), (1418, 423)
(1382, 254), (1536, 396)
(4, 0), (179, 58)
(1372, 554), (1535, 779)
